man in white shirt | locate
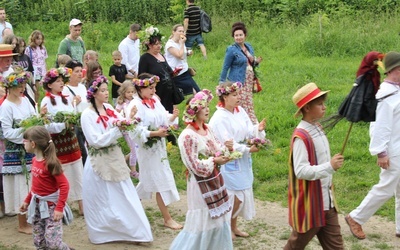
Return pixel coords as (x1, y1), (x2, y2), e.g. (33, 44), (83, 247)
(346, 51), (400, 239)
(118, 23), (141, 77)
(0, 8), (12, 44)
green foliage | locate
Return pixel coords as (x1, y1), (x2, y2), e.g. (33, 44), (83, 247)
(10, 7), (400, 224)
(4, 0), (400, 27)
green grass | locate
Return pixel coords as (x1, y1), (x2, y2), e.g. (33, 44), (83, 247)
(10, 11), (399, 227)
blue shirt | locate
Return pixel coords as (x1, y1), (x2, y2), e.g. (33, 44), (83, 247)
(219, 42), (255, 84)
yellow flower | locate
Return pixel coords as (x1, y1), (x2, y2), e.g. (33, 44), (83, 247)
(8, 75), (16, 82)
(167, 141), (173, 152)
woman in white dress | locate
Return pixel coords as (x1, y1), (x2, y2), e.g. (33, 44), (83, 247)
(81, 75), (153, 244)
(126, 73), (182, 230)
(0, 69), (35, 234)
(41, 67), (84, 215)
(209, 81), (266, 239)
(62, 60), (89, 166)
(170, 89), (233, 250)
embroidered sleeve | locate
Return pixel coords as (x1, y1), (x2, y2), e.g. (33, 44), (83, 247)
(180, 133), (214, 177)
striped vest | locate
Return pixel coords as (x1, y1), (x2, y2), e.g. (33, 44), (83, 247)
(288, 128), (325, 233)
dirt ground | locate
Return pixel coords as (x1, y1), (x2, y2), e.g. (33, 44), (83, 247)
(1, 192), (400, 250)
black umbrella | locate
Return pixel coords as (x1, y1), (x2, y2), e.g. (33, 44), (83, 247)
(323, 51), (383, 154)
(337, 73), (377, 153)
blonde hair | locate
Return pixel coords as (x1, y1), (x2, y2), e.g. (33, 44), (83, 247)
(84, 50), (98, 65)
(112, 50), (122, 58)
(170, 24), (184, 39)
(116, 80), (135, 105)
(57, 54), (72, 67)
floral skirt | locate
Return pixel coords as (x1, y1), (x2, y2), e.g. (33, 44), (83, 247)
(239, 67), (258, 124)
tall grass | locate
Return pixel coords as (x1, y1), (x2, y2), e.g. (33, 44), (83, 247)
(13, 12), (399, 221)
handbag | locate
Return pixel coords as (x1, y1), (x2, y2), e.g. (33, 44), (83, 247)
(159, 54), (185, 105)
(172, 83), (185, 105)
(253, 77), (262, 93)
(239, 44), (263, 93)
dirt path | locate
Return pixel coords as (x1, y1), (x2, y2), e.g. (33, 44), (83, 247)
(1, 192), (399, 249)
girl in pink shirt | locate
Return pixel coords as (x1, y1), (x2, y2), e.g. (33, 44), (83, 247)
(25, 30), (48, 83)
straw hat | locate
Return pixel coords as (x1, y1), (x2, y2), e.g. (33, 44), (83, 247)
(383, 51), (400, 73)
(0, 44), (18, 57)
(292, 82), (329, 117)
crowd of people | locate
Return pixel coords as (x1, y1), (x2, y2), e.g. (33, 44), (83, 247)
(0, 0), (399, 249)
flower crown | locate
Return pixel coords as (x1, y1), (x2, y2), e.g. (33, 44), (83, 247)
(86, 75), (108, 101)
(183, 89), (213, 123)
(139, 25), (164, 48)
(132, 75), (160, 87)
(43, 67), (72, 84)
(0, 70), (32, 89)
(216, 82), (242, 97)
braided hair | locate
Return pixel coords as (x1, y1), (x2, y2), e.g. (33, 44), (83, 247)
(86, 75), (109, 128)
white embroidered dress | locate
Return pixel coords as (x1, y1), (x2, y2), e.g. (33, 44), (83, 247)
(126, 96), (180, 205)
(209, 106), (265, 220)
(81, 103), (153, 244)
(170, 127), (233, 250)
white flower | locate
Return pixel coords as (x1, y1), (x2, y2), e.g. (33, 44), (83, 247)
(147, 26), (154, 36)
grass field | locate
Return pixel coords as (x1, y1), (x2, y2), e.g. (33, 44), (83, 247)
(10, 12), (399, 226)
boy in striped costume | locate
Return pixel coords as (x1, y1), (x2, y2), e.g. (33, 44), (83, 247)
(284, 82), (344, 249)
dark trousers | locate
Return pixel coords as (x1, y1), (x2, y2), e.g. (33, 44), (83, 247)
(284, 208), (344, 250)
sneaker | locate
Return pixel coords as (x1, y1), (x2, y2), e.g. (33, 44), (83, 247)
(345, 214), (366, 239)
(0, 210), (4, 218)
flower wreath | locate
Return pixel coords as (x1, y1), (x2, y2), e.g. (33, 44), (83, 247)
(132, 75), (160, 87)
(86, 75), (109, 101)
(0, 70), (32, 89)
(139, 25), (164, 50)
(183, 89), (213, 123)
(216, 82), (242, 97)
(43, 67), (72, 84)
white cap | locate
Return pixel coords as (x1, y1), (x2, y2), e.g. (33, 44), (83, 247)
(69, 18), (82, 26)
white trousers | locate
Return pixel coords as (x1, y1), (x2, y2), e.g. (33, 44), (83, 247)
(350, 155), (400, 233)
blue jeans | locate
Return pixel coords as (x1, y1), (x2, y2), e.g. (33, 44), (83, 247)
(185, 34), (204, 48)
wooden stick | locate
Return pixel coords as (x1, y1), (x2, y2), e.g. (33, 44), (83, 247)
(341, 122), (353, 155)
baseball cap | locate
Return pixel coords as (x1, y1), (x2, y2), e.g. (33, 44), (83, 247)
(69, 18), (82, 26)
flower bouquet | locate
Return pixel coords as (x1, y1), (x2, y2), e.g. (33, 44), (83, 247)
(143, 126), (162, 149)
(143, 124), (180, 149)
(244, 137), (272, 149)
(112, 117), (141, 132)
(215, 148), (243, 160)
(165, 124), (181, 141)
